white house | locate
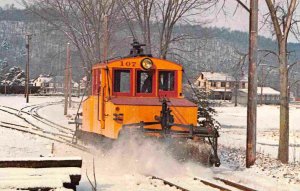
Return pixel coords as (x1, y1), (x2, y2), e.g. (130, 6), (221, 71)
(34, 75), (79, 95)
(33, 75), (52, 87)
(194, 72), (248, 100)
(233, 87), (280, 105)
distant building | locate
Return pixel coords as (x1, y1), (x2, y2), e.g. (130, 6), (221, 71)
(233, 87), (280, 105)
(47, 76), (64, 94)
(79, 76), (87, 94)
(194, 72), (248, 100)
(33, 74), (79, 95)
(33, 74), (52, 88)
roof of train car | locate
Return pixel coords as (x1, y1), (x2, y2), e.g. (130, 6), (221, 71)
(92, 56), (183, 69)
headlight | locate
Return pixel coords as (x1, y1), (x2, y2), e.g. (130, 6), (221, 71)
(141, 58), (153, 70)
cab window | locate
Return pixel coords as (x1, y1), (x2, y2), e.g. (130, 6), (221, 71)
(137, 71), (153, 93)
(113, 70), (130, 93)
(159, 71), (174, 91)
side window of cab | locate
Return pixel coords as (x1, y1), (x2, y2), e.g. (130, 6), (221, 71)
(159, 71), (175, 91)
(113, 69), (131, 95)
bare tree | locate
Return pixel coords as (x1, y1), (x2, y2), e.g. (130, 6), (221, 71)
(231, 52), (247, 107)
(22, 0), (120, 78)
(120, 0), (154, 54)
(264, 0), (298, 163)
(154, 0), (218, 59)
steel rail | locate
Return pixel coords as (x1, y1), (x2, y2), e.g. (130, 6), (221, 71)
(149, 175), (190, 191)
(0, 107), (42, 130)
(29, 103), (75, 133)
(193, 177), (231, 191)
(0, 103), (88, 153)
(0, 121), (88, 152)
(214, 177), (257, 191)
(3, 102), (74, 134)
(1, 106), (70, 135)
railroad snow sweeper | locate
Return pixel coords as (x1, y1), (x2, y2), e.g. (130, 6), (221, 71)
(75, 40), (220, 166)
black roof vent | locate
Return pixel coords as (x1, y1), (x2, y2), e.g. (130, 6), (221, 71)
(128, 39), (152, 57)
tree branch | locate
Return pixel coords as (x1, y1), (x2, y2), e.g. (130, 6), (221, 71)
(235, 0), (250, 13)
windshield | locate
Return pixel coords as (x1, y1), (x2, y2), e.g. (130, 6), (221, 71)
(137, 71), (153, 93)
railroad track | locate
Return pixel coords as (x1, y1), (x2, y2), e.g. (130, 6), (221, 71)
(0, 101), (74, 135)
(0, 120), (88, 152)
(148, 175), (257, 191)
(213, 177), (257, 191)
(149, 175), (189, 191)
(25, 102), (74, 134)
(0, 101), (89, 153)
(31, 104), (74, 133)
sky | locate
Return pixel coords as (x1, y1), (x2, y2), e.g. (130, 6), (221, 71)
(0, 0), (299, 42)
(205, 1), (300, 42)
(0, 0), (22, 8)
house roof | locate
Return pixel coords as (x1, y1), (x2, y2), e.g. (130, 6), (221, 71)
(212, 88), (232, 92)
(81, 76), (87, 81)
(239, 87), (280, 95)
(34, 75), (52, 83)
(199, 72), (248, 82)
(48, 76), (64, 83)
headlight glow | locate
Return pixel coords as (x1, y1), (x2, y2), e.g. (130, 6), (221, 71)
(141, 58), (153, 70)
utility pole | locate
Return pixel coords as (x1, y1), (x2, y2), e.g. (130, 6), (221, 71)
(25, 34), (32, 103)
(78, 82), (80, 98)
(64, 42), (70, 115)
(68, 50), (72, 108)
(4, 81), (7, 96)
(224, 76), (227, 101)
(246, 0), (258, 168)
(234, 80), (238, 107)
(297, 83), (299, 99)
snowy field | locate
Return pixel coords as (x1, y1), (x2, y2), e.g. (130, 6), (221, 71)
(0, 95), (299, 190)
(215, 103), (300, 161)
(214, 102), (300, 188)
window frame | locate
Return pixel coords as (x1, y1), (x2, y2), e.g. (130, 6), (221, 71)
(158, 70), (178, 97)
(211, 81), (217, 87)
(241, 82), (246, 89)
(221, 82), (226, 87)
(112, 68), (133, 96)
(135, 69), (156, 97)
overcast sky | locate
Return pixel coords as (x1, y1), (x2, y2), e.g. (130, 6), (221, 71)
(0, 0), (299, 42)
(205, 1), (300, 42)
(0, 0), (22, 8)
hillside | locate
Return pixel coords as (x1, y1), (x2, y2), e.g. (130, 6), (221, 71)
(0, 7), (299, 90)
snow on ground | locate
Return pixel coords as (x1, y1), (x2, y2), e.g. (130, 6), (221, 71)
(214, 103), (300, 161)
(0, 95), (62, 110)
(1, 95), (300, 190)
(0, 96), (57, 157)
(0, 127), (51, 158)
(214, 102), (300, 189)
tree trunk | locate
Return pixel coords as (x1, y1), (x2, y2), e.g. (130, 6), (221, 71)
(146, 20), (151, 54)
(234, 81), (238, 107)
(278, 41), (289, 163)
(264, 0), (297, 164)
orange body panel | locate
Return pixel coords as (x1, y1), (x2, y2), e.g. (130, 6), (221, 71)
(81, 57), (197, 139)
